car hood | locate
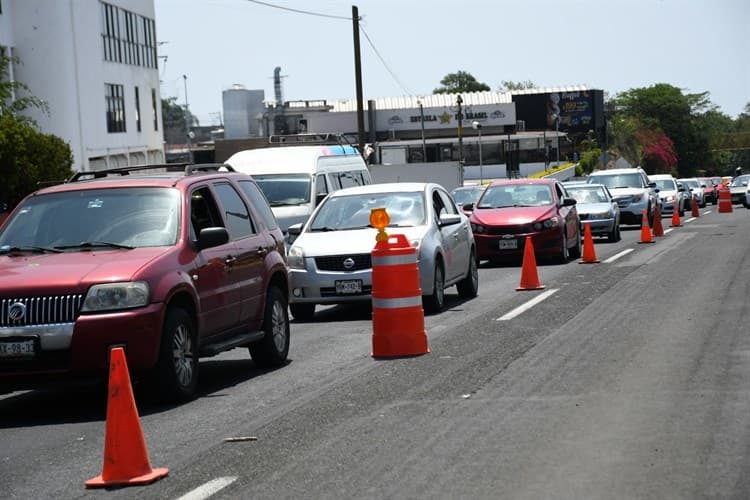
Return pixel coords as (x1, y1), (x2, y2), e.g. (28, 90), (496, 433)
(575, 202), (613, 215)
(471, 206), (556, 225)
(293, 226), (428, 256)
(0, 248), (168, 295)
(607, 187), (647, 198)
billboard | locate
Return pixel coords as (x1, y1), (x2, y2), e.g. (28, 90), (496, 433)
(513, 90), (604, 134)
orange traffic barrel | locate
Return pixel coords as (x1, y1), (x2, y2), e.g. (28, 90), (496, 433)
(371, 233), (429, 358)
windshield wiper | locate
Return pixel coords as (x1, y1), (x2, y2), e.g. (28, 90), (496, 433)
(309, 226), (339, 232)
(54, 241), (135, 250)
(0, 245), (63, 255)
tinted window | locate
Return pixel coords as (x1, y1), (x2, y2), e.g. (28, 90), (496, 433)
(214, 183), (255, 240)
(238, 180), (278, 230)
(190, 186), (224, 240)
(253, 174), (311, 205)
(437, 189), (458, 215)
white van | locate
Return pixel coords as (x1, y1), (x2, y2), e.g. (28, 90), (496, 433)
(225, 145), (372, 233)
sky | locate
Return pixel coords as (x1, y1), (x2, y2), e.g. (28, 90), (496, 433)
(154, 0), (750, 127)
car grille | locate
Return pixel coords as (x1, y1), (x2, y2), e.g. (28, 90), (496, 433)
(1, 295), (84, 327)
(315, 254), (372, 272)
(485, 224), (529, 235)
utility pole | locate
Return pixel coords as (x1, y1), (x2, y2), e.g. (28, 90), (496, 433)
(419, 100), (427, 161)
(183, 74), (193, 163)
(352, 5), (366, 159)
(456, 95), (464, 170)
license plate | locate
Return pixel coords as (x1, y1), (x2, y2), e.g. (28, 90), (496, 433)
(335, 279), (363, 294)
(498, 239), (518, 250)
(0, 339), (36, 358)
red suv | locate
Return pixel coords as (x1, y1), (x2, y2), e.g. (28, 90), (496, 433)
(0, 164), (289, 401)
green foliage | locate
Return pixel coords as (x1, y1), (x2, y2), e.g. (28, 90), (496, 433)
(434, 71), (490, 94)
(162, 97), (199, 145)
(499, 80), (536, 91)
(578, 148), (602, 175)
(0, 52), (48, 119)
(0, 52), (72, 208)
(0, 113), (74, 207)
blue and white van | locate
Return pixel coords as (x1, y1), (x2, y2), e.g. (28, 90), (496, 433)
(226, 145), (372, 233)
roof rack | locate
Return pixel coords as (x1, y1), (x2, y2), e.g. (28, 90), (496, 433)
(268, 133), (357, 149)
(67, 163), (235, 183)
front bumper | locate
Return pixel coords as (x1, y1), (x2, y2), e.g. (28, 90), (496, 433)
(0, 303), (164, 384)
(579, 216), (616, 235)
(474, 228), (563, 261)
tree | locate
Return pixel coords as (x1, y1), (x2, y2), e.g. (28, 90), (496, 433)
(499, 80), (536, 91)
(162, 97), (198, 145)
(433, 71), (490, 94)
(0, 52), (72, 208)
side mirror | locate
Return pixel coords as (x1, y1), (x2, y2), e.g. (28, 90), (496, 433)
(654, 188), (660, 193)
(462, 202), (475, 212)
(197, 227), (229, 251)
(439, 213), (462, 227)
(562, 197), (577, 207)
(287, 223), (303, 236)
(648, 182), (657, 189)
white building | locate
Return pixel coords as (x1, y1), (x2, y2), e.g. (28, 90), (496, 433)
(0, 0), (164, 172)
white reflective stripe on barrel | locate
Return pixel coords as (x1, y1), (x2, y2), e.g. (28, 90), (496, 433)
(372, 253), (416, 267)
(372, 296), (422, 309)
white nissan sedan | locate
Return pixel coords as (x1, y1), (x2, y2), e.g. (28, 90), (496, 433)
(285, 182), (478, 320)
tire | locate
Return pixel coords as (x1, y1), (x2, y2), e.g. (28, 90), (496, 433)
(569, 227), (582, 259)
(608, 221), (621, 242)
(249, 286), (290, 368)
(557, 232), (569, 264)
(678, 201), (685, 217)
(155, 307), (199, 402)
(423, 262), (445, 313)
(289, 303), (315, 322)
(711, 195), (717, 206)
(456, 250), (479, 299)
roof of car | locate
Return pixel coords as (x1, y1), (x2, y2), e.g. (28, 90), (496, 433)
(328, 182), (435, 197)
(589, 168), (644, 175)
(648, 174), (675, 180)
(487, 178), (557, 186)
(31, 164), (249, 196)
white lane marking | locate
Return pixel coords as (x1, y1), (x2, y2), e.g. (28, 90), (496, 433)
(602, 248), (634, 264)
(497, 289), (558, 321)
(684, 217), (696, 223)
(664, 228), (674, 234)
(703, 210), (712, 215)
(176, 477), (238, 500)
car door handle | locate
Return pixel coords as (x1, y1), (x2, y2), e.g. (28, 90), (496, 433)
(256, 247), (268, 256)
(224, 255), (237, 266)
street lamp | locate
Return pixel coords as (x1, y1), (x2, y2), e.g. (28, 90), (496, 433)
(472, 120), (483, 184)
(418, 99), (427, 162)
(551, 113), (560, 167)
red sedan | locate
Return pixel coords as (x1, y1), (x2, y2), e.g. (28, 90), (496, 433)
(469, 178), (581, 264)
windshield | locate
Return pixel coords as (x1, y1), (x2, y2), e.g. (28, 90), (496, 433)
(567, 186), (608, 204)
(310, 192), (425, 231)
(730, 175), (750, 187)
(478, 185), (553, 208)
(451, 187), (484, 205)
(253, 174), (311, 206)
(682, 180), (700, 189)
(588, 173), (643, 189)
(653, 178), (677, 191)
(0, 187), (180, 250)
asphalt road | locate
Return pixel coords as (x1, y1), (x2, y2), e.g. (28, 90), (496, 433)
(2, 206), (749, 500)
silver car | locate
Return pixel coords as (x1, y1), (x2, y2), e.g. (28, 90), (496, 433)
(565, 183), (621, 241)
(286, 182), (478, 320)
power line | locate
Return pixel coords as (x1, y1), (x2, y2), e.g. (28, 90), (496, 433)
(244, 0), (350, 20)
(360, 25), (413, 96)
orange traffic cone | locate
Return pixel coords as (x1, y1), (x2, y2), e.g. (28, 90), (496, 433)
(579, 222), (600, 264)
(638, 209), (655, 244)
(517, 236), (544, 290)
(86, 347), (169, 488)
(653, 204), (665, 237)
(691, 195), (700, 217)
(371, 233), (429, 358)
(718, 188), (733, 213)
(670, 203), (682, 227)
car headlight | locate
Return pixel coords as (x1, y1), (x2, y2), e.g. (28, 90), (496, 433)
(630, 194), (643, 202)
(534, 216), (560, 231)
(81, 282), (149, 312)
(471, 223), (486, 234)
(287, 246), (305, 269)
(663, 195), (675, 202)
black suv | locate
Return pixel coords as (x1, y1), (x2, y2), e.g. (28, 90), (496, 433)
(0, 164), (289, 401)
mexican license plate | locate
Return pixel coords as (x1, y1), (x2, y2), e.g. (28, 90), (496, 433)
(335, 279), (363, 294)
(0, 339), (36, 358)
(498, 239), (518, 250)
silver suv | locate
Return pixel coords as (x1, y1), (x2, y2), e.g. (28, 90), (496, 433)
(586, 167), (658, 226)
